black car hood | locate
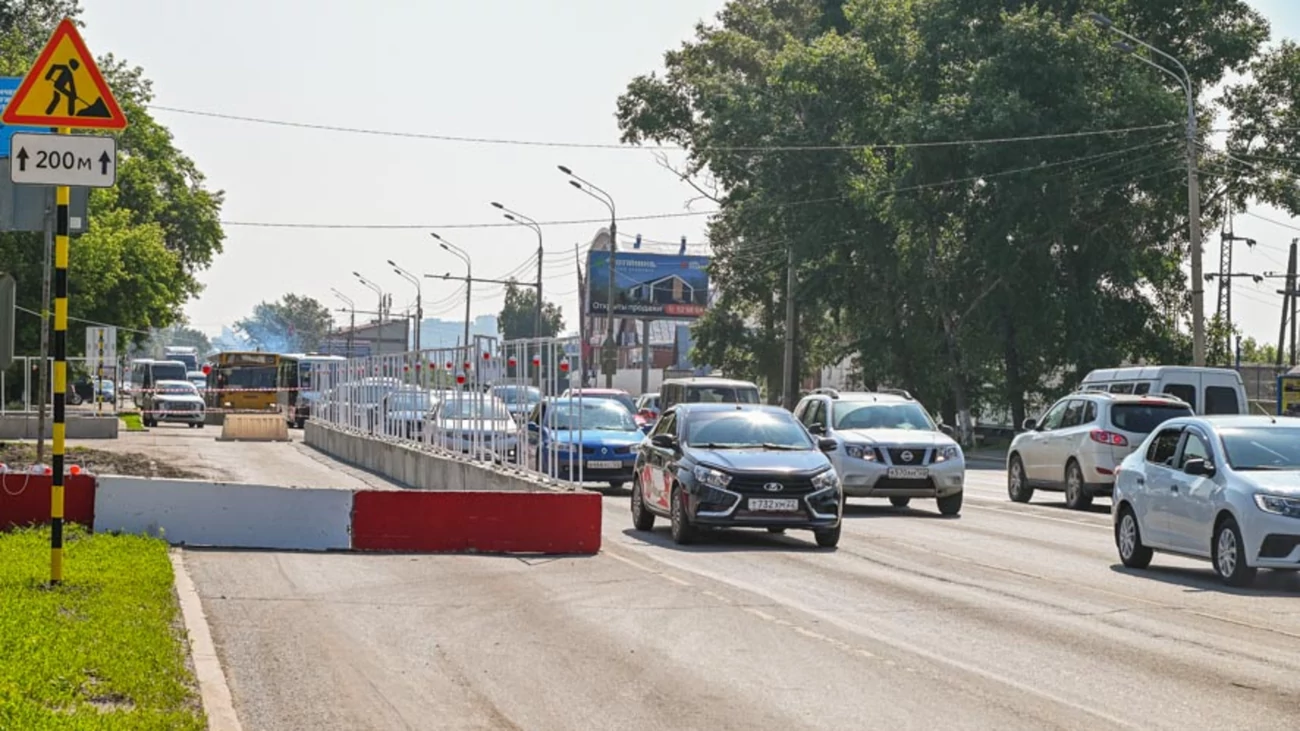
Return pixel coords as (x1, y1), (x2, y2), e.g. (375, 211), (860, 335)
(686, 447), (829, 475)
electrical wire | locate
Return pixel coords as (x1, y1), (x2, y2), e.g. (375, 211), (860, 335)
(14, 305), (152, 336)
(148, 104), (1175, 153)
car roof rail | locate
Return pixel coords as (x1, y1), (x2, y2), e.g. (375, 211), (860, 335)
(811, 387), (840, 399)
(876, 387), (913, 400)
(1145, 391), (1191, 404)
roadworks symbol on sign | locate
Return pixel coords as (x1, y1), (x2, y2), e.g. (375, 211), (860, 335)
(1, 18), (126, 130)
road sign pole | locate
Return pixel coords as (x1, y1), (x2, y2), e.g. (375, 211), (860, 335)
(50, 131), (69, 584)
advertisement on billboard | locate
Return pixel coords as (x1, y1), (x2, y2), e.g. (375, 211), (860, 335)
(586, 251), (710, 320)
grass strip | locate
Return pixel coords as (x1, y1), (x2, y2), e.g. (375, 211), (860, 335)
(118, 412), (146, 432)
(0, 526), (205, 730)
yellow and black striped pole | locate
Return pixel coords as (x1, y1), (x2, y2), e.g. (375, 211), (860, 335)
(50, 126), (70, 585)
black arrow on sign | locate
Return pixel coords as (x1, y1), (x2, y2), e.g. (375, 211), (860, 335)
(98, 151), (111, 175)
(16, 147), (27, 171)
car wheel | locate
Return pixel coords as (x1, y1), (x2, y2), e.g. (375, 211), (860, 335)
(1213, 516), (1257, 587)
(1007, 455), (1032, 503)
(813, 523), (841, 548)
(1064, 461), (1093, 510)
(767, 527), (786, 534)
(889, 496), (911, 508)
(631, 479), (655, 532)
(670, 485), (695, 545)
(1115, 506), (1153, 569)
(937, 491), (962, 516)
(609, 481), (626, 490)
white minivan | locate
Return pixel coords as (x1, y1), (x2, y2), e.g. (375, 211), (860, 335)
(1078, 366), (1247, 416)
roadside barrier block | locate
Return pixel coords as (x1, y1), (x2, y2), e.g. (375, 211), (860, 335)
(351, 490), (602, 554)
(217, 414), (289, 442)
(0, 473), (97, 530)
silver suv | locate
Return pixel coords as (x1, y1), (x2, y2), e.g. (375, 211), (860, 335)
(793, 388), (965, 516)
(1007, 391), (1193, 510)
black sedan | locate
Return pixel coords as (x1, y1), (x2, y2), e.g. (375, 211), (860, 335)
(632, 403), (843, 547)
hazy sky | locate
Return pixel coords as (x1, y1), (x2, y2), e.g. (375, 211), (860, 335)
(78, 0), (1298, 347)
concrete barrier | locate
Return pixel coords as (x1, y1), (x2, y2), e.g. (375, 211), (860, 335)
(93, 476), (352, 551)
(218, 414), (290, 442)
(305, 421), (549, 493)
(351, 490), (602, 554)
(0, 473), (97, 530)
(0, 413), (119, 439)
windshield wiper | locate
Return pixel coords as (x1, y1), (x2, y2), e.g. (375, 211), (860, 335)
(760, 443), (803, 451)
(691, 442), (740, 449)
(1235, 465), (1292, 471)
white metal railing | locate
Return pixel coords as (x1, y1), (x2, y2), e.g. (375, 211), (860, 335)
(2, 356), (121, 414)
(311, 335), (618, 486)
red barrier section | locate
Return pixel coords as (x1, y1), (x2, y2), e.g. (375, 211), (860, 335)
(0, 474), (97, 531)
(351, 490), (602, 554)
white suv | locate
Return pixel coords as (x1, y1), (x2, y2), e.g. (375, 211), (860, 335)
(793, 388), (965, 516)
(1007, 391), (1193, 510)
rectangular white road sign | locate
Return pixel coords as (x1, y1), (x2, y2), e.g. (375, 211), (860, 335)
(9, 132), (116, 187)
(85, 326), (116, 376)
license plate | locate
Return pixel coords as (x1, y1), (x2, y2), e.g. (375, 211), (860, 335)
(887, 467), (929, 479)
(749, 498), (798, 512)
(587, 460), (622, 469)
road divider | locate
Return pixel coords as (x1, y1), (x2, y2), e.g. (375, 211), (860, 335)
(0, 472), (96, 530)
(218, 414), (290, 442)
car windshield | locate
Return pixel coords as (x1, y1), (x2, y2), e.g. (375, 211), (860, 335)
(576, 392), (636, 413)
(156, 381), (197, 396)
(545, 401), (639, 431)
(683, 411), (814, 449)
(1109, 403), (1193, 433)
(1220, 427), (1300, 470)
(833, 402), (934, 431)
(494, 386), (541, 406)
(387, 391), (433, 412)
(151, 363), (188, 382)
(439, 396), (511, 420)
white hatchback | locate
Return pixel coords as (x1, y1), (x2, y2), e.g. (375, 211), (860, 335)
(1007, 392), (1192, 510)
(1113, 416), (1300, 587)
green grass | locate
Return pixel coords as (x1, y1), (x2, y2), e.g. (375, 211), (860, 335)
(0, 527), (204, 730)
(118, 412), (145, 432)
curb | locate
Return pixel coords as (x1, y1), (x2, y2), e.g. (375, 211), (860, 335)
(170, 549), (243, 731)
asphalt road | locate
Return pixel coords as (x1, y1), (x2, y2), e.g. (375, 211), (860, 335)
(185, 467), (1300, 730)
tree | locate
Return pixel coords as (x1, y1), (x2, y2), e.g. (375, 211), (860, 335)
(234, 294), (334, 353)
(617, 0), (1267, 436)
(499, 281), (564, 340)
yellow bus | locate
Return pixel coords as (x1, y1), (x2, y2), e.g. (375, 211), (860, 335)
(205, 351), (282, 412)
(277, 353), (346, 428)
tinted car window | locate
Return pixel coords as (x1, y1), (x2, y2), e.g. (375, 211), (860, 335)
(1204, 386), (1240, 415)
(1179, 432), (1211, 467)
(1108, 383), (1135, 394)
(1220, 427), (1300, 470)
(1061, 400), (1085, 428)
(1110, 403), (1193, 434)
(1146, 428), (1182, 465)
(683, 411), (813, 449)
(1039, 400), (1069, 431)
(1083, 401), (1098, 423)
(1163, 383), (1196, 411)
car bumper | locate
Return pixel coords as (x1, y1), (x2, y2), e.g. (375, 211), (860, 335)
(838, 460), (964, 498)
(548, 457), (637, 482)
(1246, 513), (1300, 568)
(155, 410), (204, 423)
(687, 484), (842, 528)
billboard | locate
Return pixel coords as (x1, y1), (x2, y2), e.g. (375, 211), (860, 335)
(586, 251), (710, 320)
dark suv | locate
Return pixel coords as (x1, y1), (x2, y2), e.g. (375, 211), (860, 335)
(632, 403), (844, 547)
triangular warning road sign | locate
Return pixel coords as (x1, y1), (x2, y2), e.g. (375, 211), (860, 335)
(1, 18), (126, 130)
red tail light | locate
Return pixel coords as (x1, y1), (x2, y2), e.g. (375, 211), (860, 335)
(1090, 429), (1129, 447)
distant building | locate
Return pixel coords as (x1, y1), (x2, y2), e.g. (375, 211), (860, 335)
(323, 320), (408, 357)
(416, 315), (499, 350)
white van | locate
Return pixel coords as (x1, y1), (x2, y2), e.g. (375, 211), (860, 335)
(1077, 366), (1248, 415)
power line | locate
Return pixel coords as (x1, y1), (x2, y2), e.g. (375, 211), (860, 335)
(15, 305), (152, 336)
(148, 103), (1174, 153)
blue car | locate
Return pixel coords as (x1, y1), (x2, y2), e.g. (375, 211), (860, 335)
(526, 397), (648, 488)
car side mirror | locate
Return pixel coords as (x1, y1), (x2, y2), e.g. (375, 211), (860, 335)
(651, 433), (677, 449)
(1021, 418), (1037, 432)
(818, 437), (838, 453)
(1183, 458), (1216, 477)
(526, 422), (540, 433)
(939, 424), (955, 437)
(807, 422), (825, 435)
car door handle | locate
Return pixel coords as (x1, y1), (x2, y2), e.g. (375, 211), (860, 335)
(1134, 477), (1145, 486)
(1169, 485), (1179, 493)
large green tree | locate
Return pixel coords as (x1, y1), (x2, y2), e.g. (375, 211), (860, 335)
(234, 294), (334, 354)
(618, 0), (1267, 435)
(0, 1), (224, 400)
(498, 280), (564, 340)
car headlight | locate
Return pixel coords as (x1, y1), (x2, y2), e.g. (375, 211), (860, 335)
(845, 444), (878, 461)
(1254, 493), (1300, 519)
(811, 469), (840, 491)
(933, 446), (962, 463)
(692, 465), (732, 488)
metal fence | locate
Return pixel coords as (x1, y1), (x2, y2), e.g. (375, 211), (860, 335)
(1, 356), (121, 414)
(311, 335), (637, 487)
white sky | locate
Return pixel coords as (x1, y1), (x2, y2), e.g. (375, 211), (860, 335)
(78, 0), (1298, 347)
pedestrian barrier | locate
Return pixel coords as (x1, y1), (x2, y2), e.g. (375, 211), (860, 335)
(0, 473), (96, 530)
(217, 414), (290, 442)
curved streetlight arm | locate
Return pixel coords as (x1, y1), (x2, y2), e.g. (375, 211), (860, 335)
(558, 166), (616, 217)
(353, 274), (383, 298)
(1107, 27), (1191, 89)
(1112, 42), (1191, 100)
(330, 288), (354, 308)
(388, 260), (420, 287)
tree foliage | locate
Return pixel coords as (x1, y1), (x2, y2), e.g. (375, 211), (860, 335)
(234, 294), (334, 354)
(499, 281), (564, 340)
(618, 0), (1267, 433)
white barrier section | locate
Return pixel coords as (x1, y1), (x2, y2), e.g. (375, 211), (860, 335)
(93, 476), (353, 551)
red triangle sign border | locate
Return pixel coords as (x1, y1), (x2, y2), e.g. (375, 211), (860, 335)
(1, 17), (127, 130)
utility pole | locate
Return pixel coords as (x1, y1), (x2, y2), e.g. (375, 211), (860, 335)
(640, 319), (651, 395)
(782, 245), (797, 410)
(558, 166), (618, 387)
(1279, 241), (1298, 367)
(1206, 270), (1263, 365)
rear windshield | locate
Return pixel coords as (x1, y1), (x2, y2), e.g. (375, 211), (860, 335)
(682, 386), (760, 405)
(1109, 403), (1193, 434)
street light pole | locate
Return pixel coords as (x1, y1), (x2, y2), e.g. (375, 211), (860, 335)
(490, 202), (545, 341)
(388, 259), (423, 352)
(559, 165), (618, 387)
(1091, 13), (1204, 366)
(353, 272), (385, 323)
(330, 288), (355, 355)
(432, 233), (472, 352)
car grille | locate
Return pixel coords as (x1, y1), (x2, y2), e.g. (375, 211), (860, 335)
(727, 474), (818, 495)
(874, 477), (935, 491)
(582, 445), (635, 455)
(886, 448), (930, 466)
(160, 402), (197, 411)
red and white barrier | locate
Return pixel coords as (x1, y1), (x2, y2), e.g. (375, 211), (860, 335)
(0, 472), (97, 531)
